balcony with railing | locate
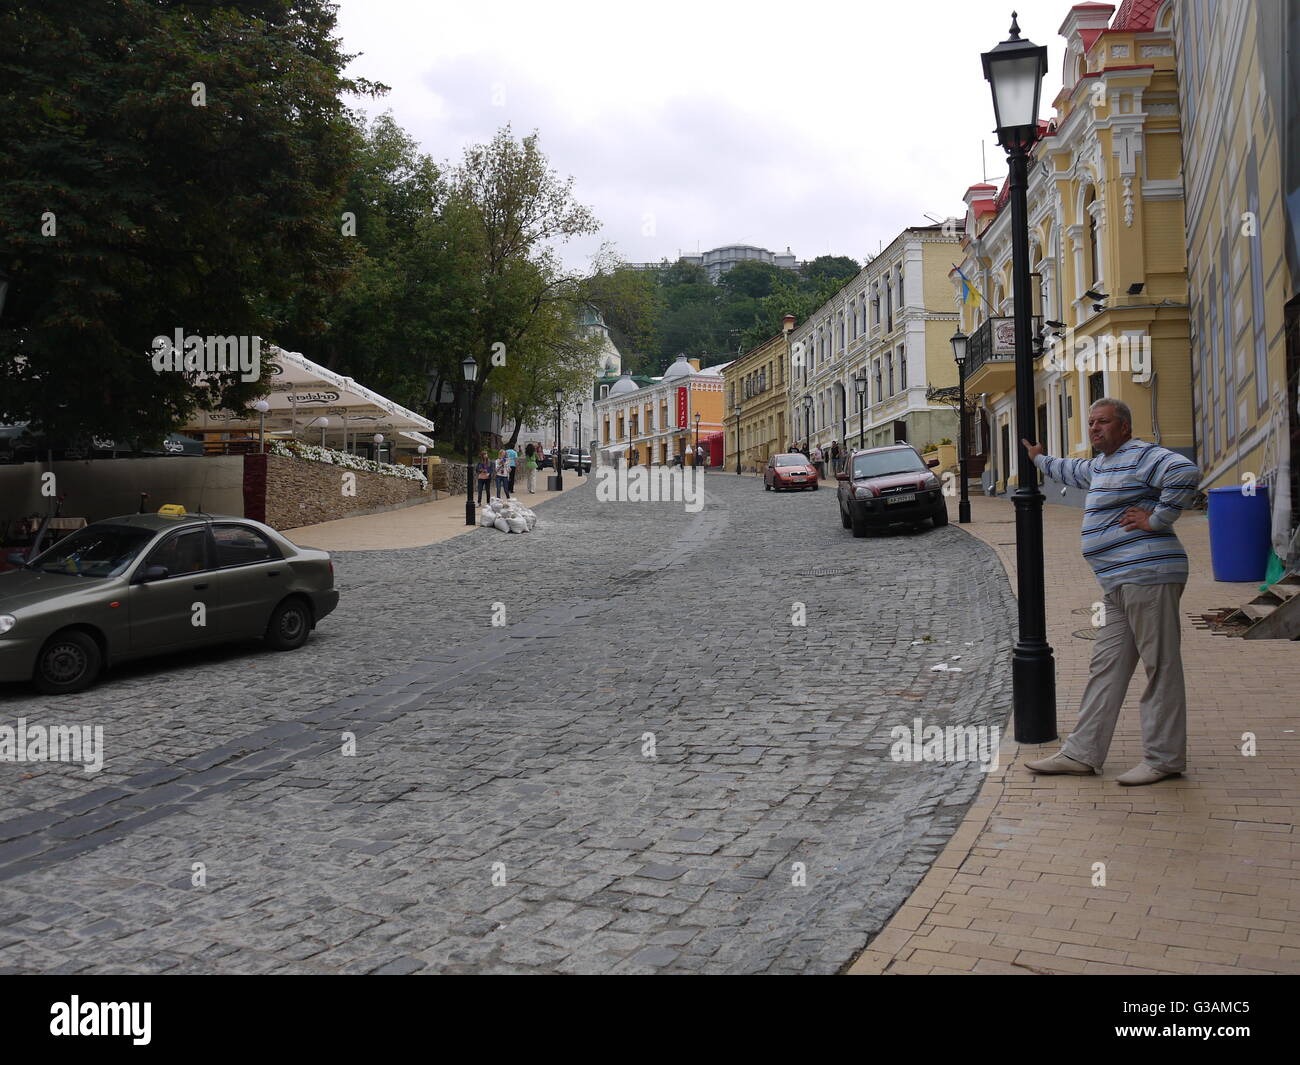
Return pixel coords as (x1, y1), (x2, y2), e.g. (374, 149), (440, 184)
(966, 314), (1041, 391)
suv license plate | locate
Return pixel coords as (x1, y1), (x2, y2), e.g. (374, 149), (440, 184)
(887, 492), (916, 504)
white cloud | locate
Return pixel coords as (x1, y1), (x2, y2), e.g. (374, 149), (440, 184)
(336, 0), (1071, 270)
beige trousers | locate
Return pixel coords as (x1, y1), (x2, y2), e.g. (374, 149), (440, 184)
(1061, 582), (1187, 773)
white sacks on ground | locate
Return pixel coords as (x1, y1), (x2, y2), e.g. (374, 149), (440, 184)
(479, 507), (496, 527)
(493, 517), (509, 533)
(506, 516), (527, 534)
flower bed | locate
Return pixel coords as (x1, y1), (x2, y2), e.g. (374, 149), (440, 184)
(269, 439), (427, 487)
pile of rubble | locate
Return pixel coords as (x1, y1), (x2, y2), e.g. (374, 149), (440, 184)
(478, 497), (538, 533)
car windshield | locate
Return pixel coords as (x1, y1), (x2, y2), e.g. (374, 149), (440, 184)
(774, 455), (807, 467)
(853, 451), (926, 479)
(29, 524), (155, 578)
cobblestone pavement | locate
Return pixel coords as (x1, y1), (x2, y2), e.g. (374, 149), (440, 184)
(0, 474), (1016, 973)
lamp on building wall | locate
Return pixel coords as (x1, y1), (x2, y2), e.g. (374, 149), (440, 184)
(950, 329), (972, 524)
(462, 355), (478, 525)
(983, 9), (1056, 743)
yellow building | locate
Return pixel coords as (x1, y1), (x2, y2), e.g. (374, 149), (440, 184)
(955, 0), (1192, 501)
(789, 225), (962, 464)
(594, 356), (726, 467)
(1172, 0), (1299, 564)
(723, 317), (793, 472)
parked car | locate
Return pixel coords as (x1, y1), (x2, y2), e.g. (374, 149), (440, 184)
(560, 447), (591, 472)
(836, 444), (945, 536)
(536, 447), (554, 469)
(764, 453), (819, 492)
(0, 508), (339, 693)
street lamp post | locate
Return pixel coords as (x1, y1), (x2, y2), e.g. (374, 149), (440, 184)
(253, 399), (269, 453)
(577, 405), (584, 477)
(854, 376), (866, 450)
(318, 416), (330, 447)
(373, 433), (384, 464)
(463, 355), (478, 526)
(553, 388), (564, 491)
(694, 411), (701, 471)
(732, 404), (741, 475)
(982, 11), (1056, 743)
(802, 396), (812, 454)
(950, 330), (973, 524)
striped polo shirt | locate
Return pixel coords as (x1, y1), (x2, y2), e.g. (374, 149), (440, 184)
(1033, 439), (1201, 591)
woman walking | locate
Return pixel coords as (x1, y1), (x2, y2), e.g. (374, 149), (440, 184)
(524, 443), (539, 493)
(494, 449), (511, 499)
(475, 451), (493, 505)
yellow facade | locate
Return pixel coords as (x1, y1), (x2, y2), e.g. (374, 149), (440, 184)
(956, 1), (1193, 494)
(723, 325), (790, 471)
(1173, 0), (1297, 530)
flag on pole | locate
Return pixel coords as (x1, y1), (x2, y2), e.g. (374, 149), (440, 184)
(953, 264), (984, 307)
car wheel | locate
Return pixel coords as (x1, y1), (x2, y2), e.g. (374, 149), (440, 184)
(811, 482), (818, 491)
(265, 597), (312, 651)
(839, 502), (851, 528)
(851, 510), (869, 538)
(932, 506), (949, 527)
(34, 629), (102, 694)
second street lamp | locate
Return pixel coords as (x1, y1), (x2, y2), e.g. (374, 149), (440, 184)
(694, 411), (701, 470)
(462, 355), (478, 526)
(733, 404), (741, 475)
(854, 375), (867, 449)
(983, 11), (1056, 743)
(553, 388), (564, 491)
(950, 329), (972, 524)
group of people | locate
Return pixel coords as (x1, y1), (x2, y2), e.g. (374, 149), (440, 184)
(475, 443), (543, 504)
(784, 440), (843, 478)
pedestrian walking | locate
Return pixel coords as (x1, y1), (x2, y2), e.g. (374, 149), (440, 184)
(524, 443), (539, 493)
(810, 443), (823, 479)
(494, 449), (510, 499)
(831, 440), (842, 474)
(1023, 397), (1201, 786)
(506, 445), (518, 494)
(475, 450), (492, 505)
(695, 443), (705, 470)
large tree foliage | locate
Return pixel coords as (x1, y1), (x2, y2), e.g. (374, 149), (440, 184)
(0, 0), (377, 442)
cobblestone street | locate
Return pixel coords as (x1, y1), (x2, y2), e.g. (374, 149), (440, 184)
(0, 476), (1016, 974)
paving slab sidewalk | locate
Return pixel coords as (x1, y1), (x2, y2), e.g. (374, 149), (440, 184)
(281, 469), (590, 551)
(849, 493), (1300, 975)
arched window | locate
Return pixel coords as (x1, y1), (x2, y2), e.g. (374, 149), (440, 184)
(1085, 186), (1102, 285)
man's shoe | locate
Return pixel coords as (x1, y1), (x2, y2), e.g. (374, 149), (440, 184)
(1025, 752), (1095, 775)
(1116, 764), (1181, 786)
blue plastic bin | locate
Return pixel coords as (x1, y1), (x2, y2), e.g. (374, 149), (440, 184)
(1207, 485), (1271, 582)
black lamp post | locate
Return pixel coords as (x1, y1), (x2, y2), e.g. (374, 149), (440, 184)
(802, 396), (812, 454)
(578, 403), (584, 477)
(854, 375), (866, 450)
(950, 329), (972, 525)
(982, 11), (1056, 743)
(462, 355), (478, 526)
(694, 411), (701, 470)
(553, 388), (564, 491)
(732, 404), (741, 475)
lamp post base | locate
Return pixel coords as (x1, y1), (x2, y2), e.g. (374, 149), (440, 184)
(465, 501), (476, 526)
(1011, 642), (1058, 743)
(958, 499), (972, 523)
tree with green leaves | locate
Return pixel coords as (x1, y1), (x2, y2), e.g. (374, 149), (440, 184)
(0, 0), (380, 444)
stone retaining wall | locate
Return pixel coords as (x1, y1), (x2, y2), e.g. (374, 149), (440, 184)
(244, 453), (429, 530)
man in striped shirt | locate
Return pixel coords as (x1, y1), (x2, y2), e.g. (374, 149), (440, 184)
(1022, 398), (1201, 786)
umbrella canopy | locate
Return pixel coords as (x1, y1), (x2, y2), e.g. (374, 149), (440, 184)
(183, 346), (435, 448)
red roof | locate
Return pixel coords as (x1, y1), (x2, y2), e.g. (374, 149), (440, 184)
(1113, 0), (1162, 30)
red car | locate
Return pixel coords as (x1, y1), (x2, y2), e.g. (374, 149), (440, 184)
(764, 453), (819, 492)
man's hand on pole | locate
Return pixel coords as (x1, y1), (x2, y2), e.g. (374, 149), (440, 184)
(1021, 438), (1044, 462)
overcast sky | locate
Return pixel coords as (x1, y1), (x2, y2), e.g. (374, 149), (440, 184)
(335, 0), (1074, 272)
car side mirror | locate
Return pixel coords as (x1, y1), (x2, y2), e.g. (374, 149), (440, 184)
(836, 472), (849, 481)
(926, 458), (940, 468)
(139, 564), (170, 583)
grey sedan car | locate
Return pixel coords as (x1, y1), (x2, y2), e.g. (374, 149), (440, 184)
(0, 510), (339, 693)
